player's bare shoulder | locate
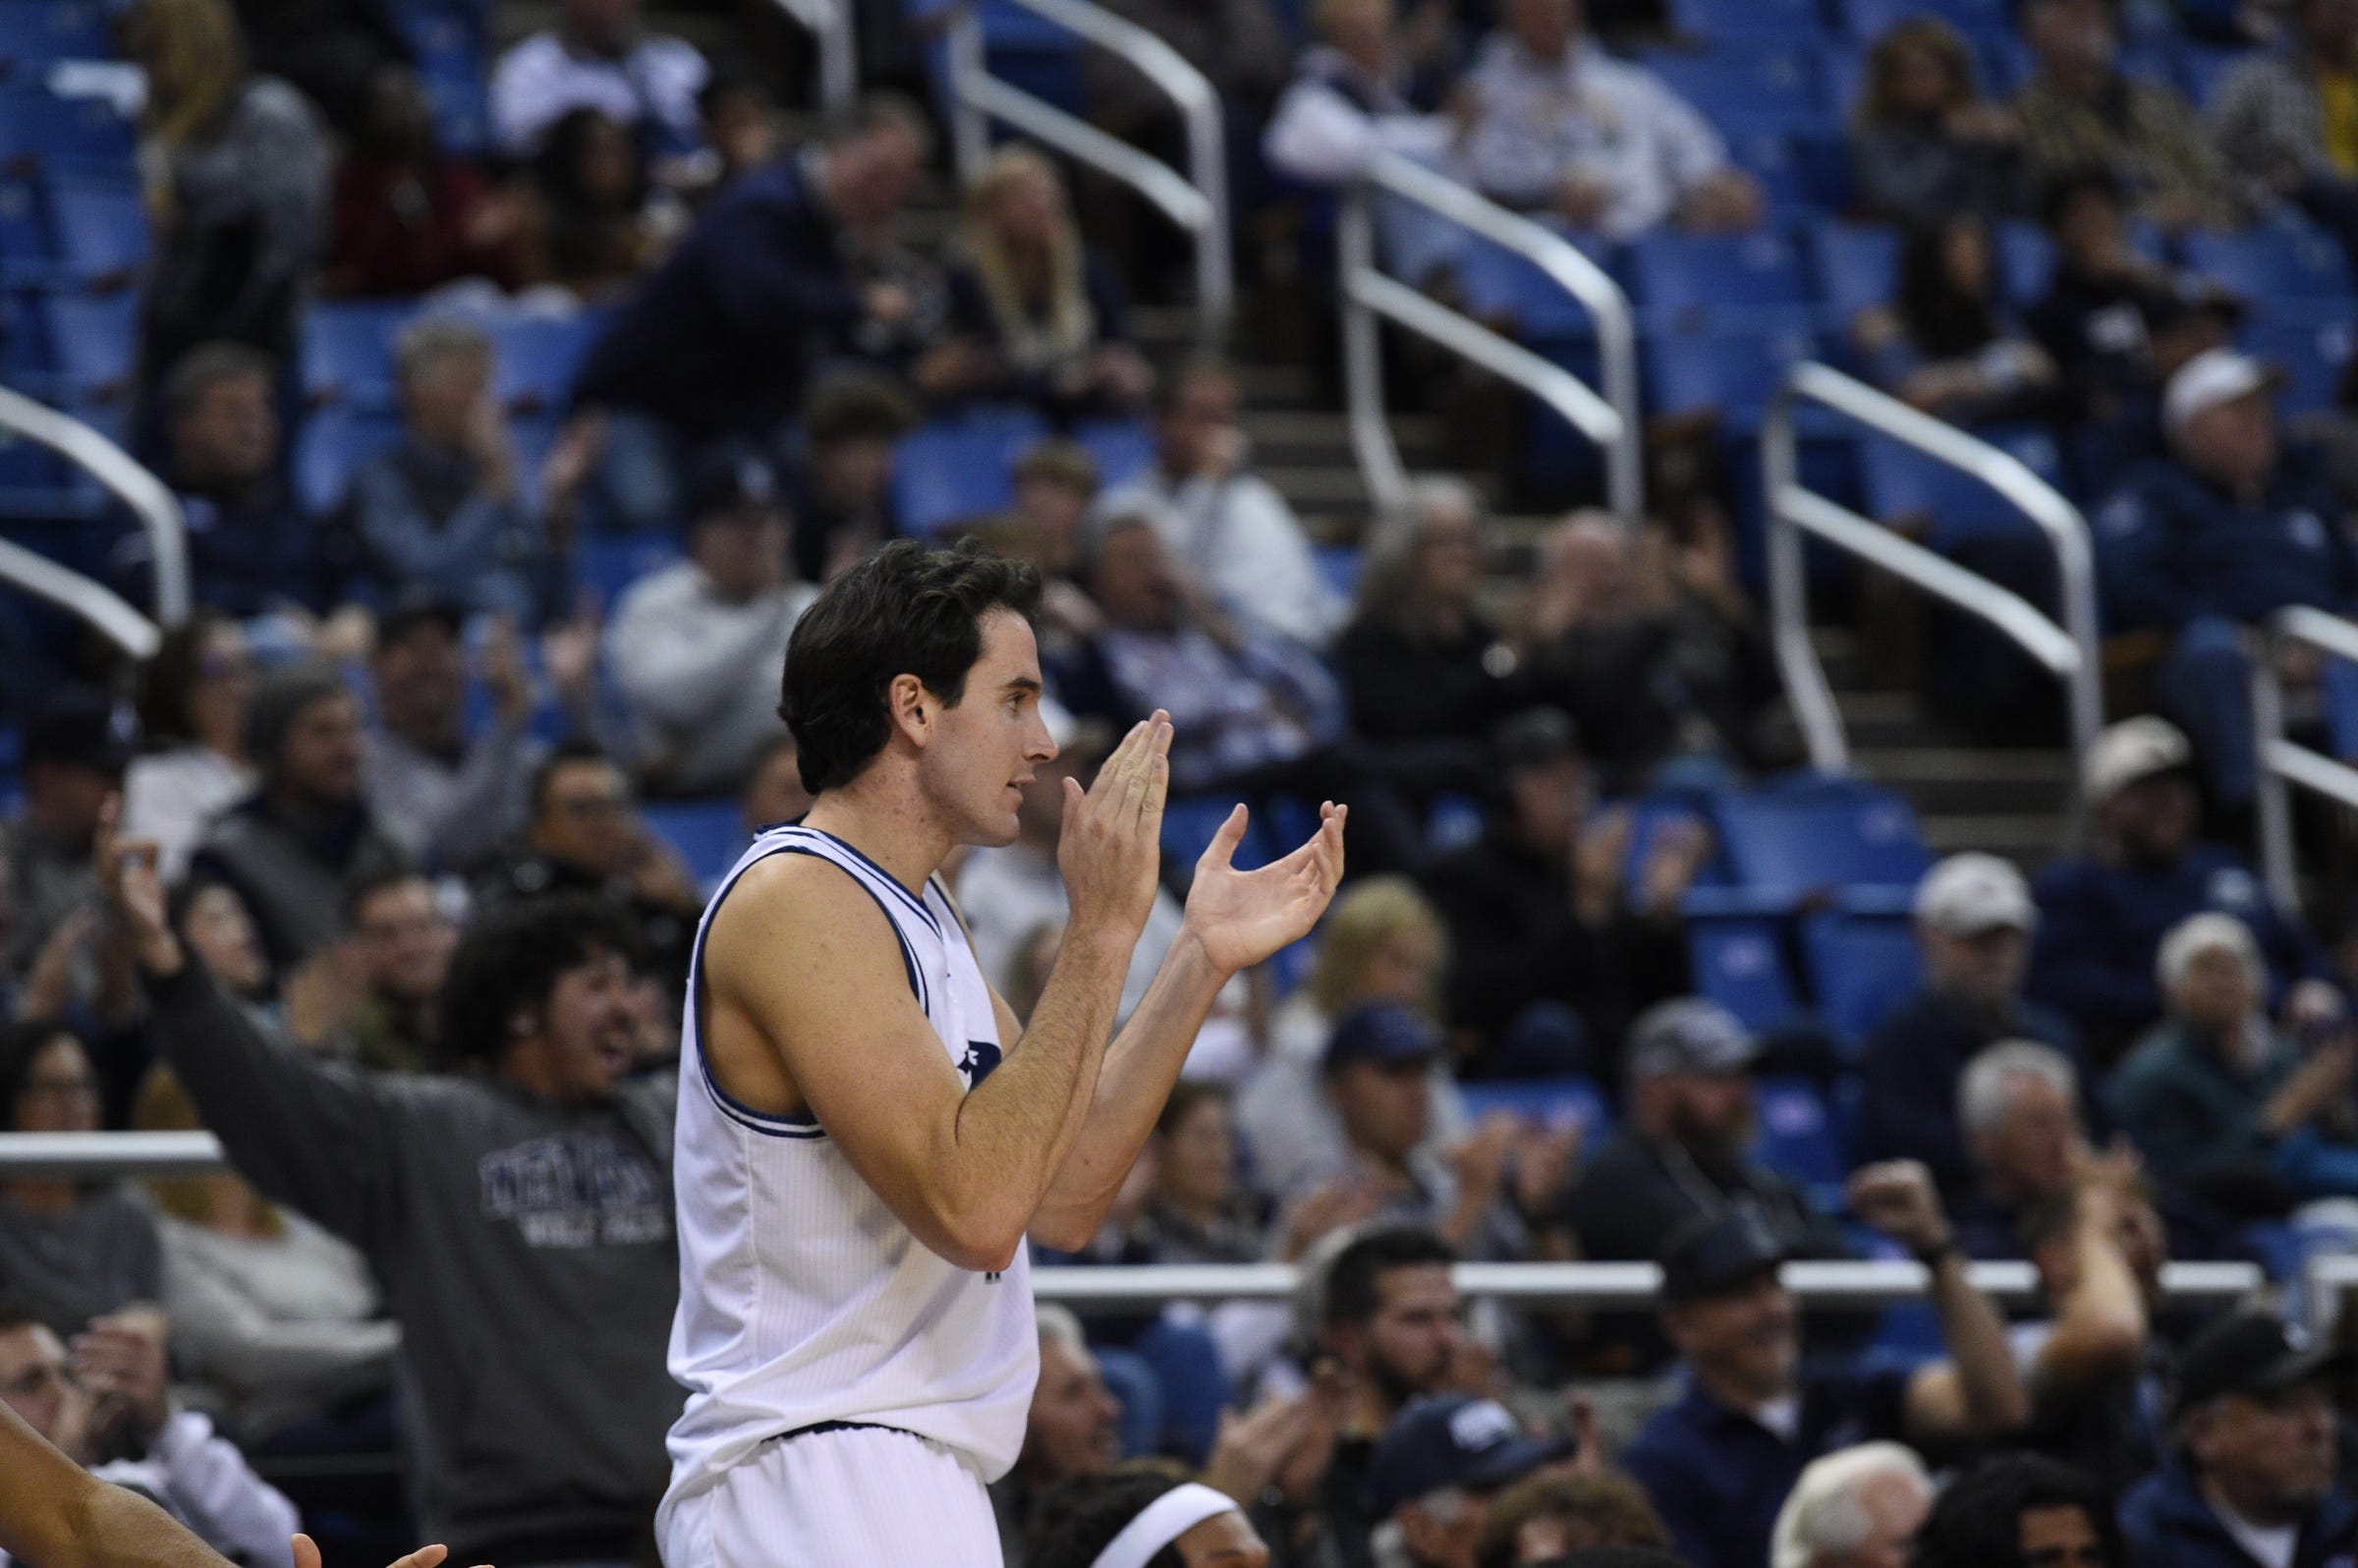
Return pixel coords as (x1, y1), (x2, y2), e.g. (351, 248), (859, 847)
(703, 851), (903, 1005)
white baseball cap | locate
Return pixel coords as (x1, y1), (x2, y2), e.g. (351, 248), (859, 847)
(1914, 853), (2037, 935)
(2163, 348), (2280, 445)
(2085, 715), (2193, 805)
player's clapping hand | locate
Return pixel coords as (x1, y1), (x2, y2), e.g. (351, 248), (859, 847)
(295, 1534), (496, 1568)
(1057, 711), (1173, 942)
(1179, 800), (1347, 977)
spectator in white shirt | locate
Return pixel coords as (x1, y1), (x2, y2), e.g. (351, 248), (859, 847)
(490, 0), (709, 162)
(1458, 0), (1764, 237)
(123, 613), (254, 885)
(605, 442), (819, 798)
(1098, 354), (1344, 649)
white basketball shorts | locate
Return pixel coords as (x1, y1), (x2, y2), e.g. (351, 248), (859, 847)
(661, 1424), (1004, 1568)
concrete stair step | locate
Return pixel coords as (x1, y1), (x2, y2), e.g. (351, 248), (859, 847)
(1920, 813), (2069, 865)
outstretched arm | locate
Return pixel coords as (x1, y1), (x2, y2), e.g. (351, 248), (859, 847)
(1029, 801), (1347, 1249)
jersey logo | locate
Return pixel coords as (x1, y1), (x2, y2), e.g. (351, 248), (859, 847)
(959, 1040), (1003, 1091)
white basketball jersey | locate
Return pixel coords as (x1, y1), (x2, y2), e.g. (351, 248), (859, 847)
(659, 824), (1038, 1528)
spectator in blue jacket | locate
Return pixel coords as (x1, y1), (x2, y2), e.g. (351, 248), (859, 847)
(567, 95), (929, 532)
(2029, 717), (2334, 1060)
(1860, 853), (2090, 1197)
(151, 345), (336, 617)
(346, 315), (553, 623)
(2121, 1311), (2358, 1568)
(2096, 348), (2358, 809)
(2111, 913), (2358, 1215)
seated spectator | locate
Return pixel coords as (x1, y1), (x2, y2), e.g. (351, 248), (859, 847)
(1419, 711), (1699, 1071)
(997, 1306), (1125, 1552)
(1100, 355), (1342, 649)
(1768, 1443), (1934, 1568)
(490, 0), (708, 164)
(0, 1296), (298, 1567)
(1310, 1225), (1468, 1565)
(231, 0), (409, 141)
(1366, 1394), (1577, 1568)
(1098, 1083), (1270, 1266)
(3, 697), (129, 982)
(0, 1025), (163, 1339)
(110, 852), (683, 1566)
(1264, 0), (1454, 189)
(194, 665), (407, 969)
(2012, 0), (2246, 232)
(2112, 913), (2358, 1213)
(694, 73), (779, 197)
(519, 108), (674, 305)
(151, 346), (332, 617)
(1860, 854), (2089, 1194)
(1852, 217), (2061, 424)
(475, 742), (702, 988)
(170, 876), (275, 1027)
(1238, 875), (1469, 1201)
(2030, 717), (2333, 1056)
(738, 731), (812, 834)
(325, 64), (524, 299)
(1457, 0), (1763, 236)
(347, 316), (552, 621)
(1561, 1000), (1854, 1336)
(786, 371), (920, 585)
(919, 146), (1151, 420)
(133, 1070), (397, 1445)
(607, 442), (817, 798)
(1475, 1469), (1675, 1568)
(1952, 1040), (2098, 1257)
(1519, 513), (1776, 790)
(1029, 1466), (1271, 1568)
(1338, 479), (1526, 808)
(2211, 0), (2358, 260)
(123, 613), (255, 884)
(339, 868), (455, 1074)
(123, 0), (330, 423)
(1849, 18), (2030, 227)
(2120, 1311), (2357, 1568)
(363, 601), (592, 875)
(2028, 169), (2239, 434)
(569, 97), (928, 532)
(993, 439), (1107, 660)
(1621, 1191), (2031, 1568)
(2099, 350), (2358, 811)
(1914, 1453), (2128, 1568)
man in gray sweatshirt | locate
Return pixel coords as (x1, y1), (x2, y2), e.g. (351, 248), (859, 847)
(103, 806), (682, 1568)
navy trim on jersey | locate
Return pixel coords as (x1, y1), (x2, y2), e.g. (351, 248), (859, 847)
(805, 827), (942, 939)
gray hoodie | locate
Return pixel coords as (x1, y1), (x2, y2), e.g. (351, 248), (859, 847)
(147, 962), (682, 1561)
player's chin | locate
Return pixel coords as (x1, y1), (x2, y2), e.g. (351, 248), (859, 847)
(963, 806), (1024, 848)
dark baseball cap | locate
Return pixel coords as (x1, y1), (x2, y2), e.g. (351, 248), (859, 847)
(686, 438), (786, 522)
(1365, 1395), (1574, 1517)
(22, 692), (133, 776)
(1322, 1002), (1442, 1075)
(1657, 1210), (1788, 1303)
(1625, 998), (1758, 1081)
(2170, 1311), (2346, 1420)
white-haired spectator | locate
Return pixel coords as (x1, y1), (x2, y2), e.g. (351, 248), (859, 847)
(1769, 1442), (1934, 1568)
(1862, 853), (2091, 1198)
(1950, 1039), (2088, 1256)
(2112, 913), (2358, 1213)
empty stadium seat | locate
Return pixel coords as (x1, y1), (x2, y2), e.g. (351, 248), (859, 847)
(644, 798), (748, 895)
(1456, 1076), (1611, 1138)
(302, 302), (415, 410)
(1073, 418), (1153, 488)
(1646, 317), (1822, 428)
(2183, 225), (2354, 314)
(1808, 221), (1901, 324)
(40, 289), (135, 402)
(894, 409), (1046, 534)
(293, 409), (401, 515)
(1668, 0), (1827, 39)
(0, 85), (136, 166)
(1643, 45), (1825, 131)
(492, 313), (604, 414)
(1752, 1073), (1853, 1192)
(1712, 775), (1932, 905)
(1625, 231), (1812, 327)
(1801, 908), (1922, 1044)
(2244, 316), (2352, 418)
(1455, 226), (1614, 342)
(45, 171), (145, 283)
(1857, 425), (2065, 546)
(1688, 913), (1804, 1031)
(1160, 796), (1271, 873)
(0, 0), (113, 66)
(0, 174), (46, 281)
(1840, 0), (2008, 42)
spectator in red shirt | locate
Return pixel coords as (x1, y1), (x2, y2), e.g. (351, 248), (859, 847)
(325, 64), (523, 299)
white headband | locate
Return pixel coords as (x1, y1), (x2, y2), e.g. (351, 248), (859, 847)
(1090, 1483), (1237, 1568)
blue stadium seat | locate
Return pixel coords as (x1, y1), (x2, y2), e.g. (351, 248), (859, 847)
(1668, 0), (1827, 39)
(1625, 231), (1812, 328)
(2183, 226), (2354, 314)
(293, 409), (401, 515)
(1456, 1076), (1612, 1138)
(1160, 796), (1271, 872)
(302, 301), (416, 410)
(895, 410), (1046, 534)
(40, 289), (135, 402)
(1716, 116), (1821, 214)
(1808, 221), (1901, 324)
(1839, 0), (2008, 41)
(1993, 222), (2056, 308)
(1712, 776), (1932, 905)
(577, 533), (684, 611)
(2175, 42), (2256, 109)
(1455, 225), (1614, 342)
(492, 313), (603, 415)
(1752, 1073), (1853, 1192)
(45, 172), (145, 283)
(1073, 418), (1154, 488)
(1643, 46), (1825, 130)
(1801, 908), (1922, 1045)
(1687, 913), (1804, 1032)
(1646, 317), (1822, 428)
(644, 798), (747, 895)
(0, 0), (112, 66)
(1858, 424), (2065, 546)
(0, 86), (136, 166)
(1622, 791), (1733, 890)
(2244, 316), (2351, 418)
(0, 175), (47, 281)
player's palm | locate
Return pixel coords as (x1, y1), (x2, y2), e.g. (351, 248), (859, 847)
(1182, 802), (1347, 974)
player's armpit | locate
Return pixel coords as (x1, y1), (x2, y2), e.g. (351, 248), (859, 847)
(703, 856), (1036, 1272)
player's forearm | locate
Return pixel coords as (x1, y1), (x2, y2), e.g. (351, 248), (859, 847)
(1031, 930), (1229, 1248)
(56, 1475), (239, 1568)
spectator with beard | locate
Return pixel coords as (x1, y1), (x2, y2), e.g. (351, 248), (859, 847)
(149, 346), (327, 616)
(1914, 1454), (2128, 1568)
(338, 869), (455, 1075)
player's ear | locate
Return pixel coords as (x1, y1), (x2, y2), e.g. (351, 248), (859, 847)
(886, 672), (931, 745)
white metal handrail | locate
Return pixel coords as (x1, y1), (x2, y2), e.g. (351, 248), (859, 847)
(768, 0), (858, 115)
(1764, 363), (2102, 840)
(2252, 606), (2358, 907)
(0, 384), (188, 638)
(944, 0), (1231, 331)
(1341, 153), (1640, 523)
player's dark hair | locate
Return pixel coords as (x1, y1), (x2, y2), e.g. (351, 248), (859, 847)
(779, 538), (1041, 795)
(436, 894), (641, 1068)
(1911, 1455), (2125, 1568)
(1323, 1224), (1456, 1329)
(1030, 1467), (1195, 1568)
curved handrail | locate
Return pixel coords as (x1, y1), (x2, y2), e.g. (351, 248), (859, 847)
(766, 0), (858, 114)
(945, 0), (1230, 330)
(2252, 606), (2358, 906)
(1345, 153), (1640, 522)
(0, 536), (161, 659)
(1764, 363), (2101, 842)
(0, 383), (189, 628)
